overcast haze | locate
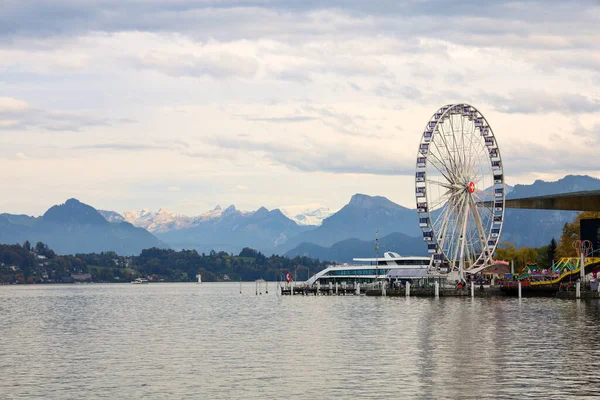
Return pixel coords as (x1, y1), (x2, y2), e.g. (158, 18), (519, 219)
(1, 0), (599, 216)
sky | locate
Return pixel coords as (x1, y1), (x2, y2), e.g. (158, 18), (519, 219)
(1, 0), (599, 216)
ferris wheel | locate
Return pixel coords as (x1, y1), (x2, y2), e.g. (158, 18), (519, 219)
(415, 104), (505, 279)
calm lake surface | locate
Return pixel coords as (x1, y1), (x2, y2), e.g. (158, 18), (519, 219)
(2, 283), (600, 399)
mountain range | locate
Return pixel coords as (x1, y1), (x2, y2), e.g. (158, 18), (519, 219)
(0, 199), (166, 255)
(1, 174), (598, 261)
(284, 232), (428, 262)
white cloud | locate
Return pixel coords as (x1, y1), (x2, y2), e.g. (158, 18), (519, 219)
(0, 97), (30, 113)
(0, 1), (599, 216)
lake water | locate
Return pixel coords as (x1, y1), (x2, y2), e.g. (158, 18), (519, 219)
(2, 283), (600, 399)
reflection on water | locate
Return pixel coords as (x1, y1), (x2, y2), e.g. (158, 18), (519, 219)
(2, 283), (600, 399)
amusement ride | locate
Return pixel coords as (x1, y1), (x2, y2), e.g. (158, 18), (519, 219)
(415, 104), (505, 281)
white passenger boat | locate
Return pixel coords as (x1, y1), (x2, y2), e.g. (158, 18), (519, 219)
(306, 251), (431, 286)
(131, 278), (149, 284)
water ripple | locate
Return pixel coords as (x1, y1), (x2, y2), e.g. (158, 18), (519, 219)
(2, 284), (600, 399)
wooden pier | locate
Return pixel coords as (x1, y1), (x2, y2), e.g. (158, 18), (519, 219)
(279, 282), (504, 297)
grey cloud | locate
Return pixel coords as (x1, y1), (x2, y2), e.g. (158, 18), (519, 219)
(483, 91), (600, 114)
(72, 139), (191, 152)
(0, 104), (133, 132)
(239, 115), (316, 123)
(71, 143), (168, 151)
(130, 52), (259, 79)
(207, 135), (412, 175)
(2, 1), (597, 51)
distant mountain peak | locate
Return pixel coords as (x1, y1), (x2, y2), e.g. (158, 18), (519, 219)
(280, 206), (334, 226)
(348, 193), (404, 210)
(43, 198), (108, 225)
(222, 205), (237, 216)
(252, 206), (270, 219)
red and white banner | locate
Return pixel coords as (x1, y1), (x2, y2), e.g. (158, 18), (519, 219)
(285, 271), (292, 283)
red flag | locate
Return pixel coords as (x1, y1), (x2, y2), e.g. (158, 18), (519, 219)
(286, 271), (292, 283)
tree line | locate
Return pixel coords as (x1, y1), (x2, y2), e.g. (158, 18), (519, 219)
(0, 242), (332, 284)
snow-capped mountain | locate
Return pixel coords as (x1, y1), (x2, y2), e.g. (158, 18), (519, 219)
(120, 208), (197, 233)
(280, 207), (335, 226)
(103, 205), (249, 233)
(98, 210), (126, 223)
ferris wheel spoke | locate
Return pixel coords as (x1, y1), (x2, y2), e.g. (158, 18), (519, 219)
(427, 179), (456, 190)
(465, 120), (478, 176)
(427, 152), (454, 183)
(454, 194), (470, 272)
(469, 196), (491, 264)
(437, 123), (461, 182)
(429, 189), (457, 210)
(449, 115), (464, 172)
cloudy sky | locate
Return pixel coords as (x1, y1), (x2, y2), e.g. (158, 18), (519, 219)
(1, 0), (599, 216)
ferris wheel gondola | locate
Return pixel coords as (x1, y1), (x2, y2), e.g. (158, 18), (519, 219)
(415, 104), (505, 279)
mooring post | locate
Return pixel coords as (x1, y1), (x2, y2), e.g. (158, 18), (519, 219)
(328, 282), (332, 295)
(255, 281), (258, 295)
(434, 281), (439, 297)
(406, 281), (411, 297)
(518, 281), (522, 298)
(576, 281), (581, 299)
(316, 281), (320, 296)
(471, 281), (474, 298)
(355, 282), (360, 295)
(382, 281), (386, 297)
(265, 281), (268, 294)
(342, 281), (346, 295)
(291, 281), (294, 296)
(580, 253), (586, 287)
(335, 282), (338, 295)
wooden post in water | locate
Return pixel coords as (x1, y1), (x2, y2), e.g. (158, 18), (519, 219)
(255, 281), (258, 295)
(580, 253), (586, 287)
(471, 281), (474, 298)
(335, 282), (338, 295)
(576, 281), (581, 299)
(382, 281), (386, 297)
(434, 281), (439, 297)
(355, 282), (360, 295)
(518, 281), (522, 298)
(406, 281), (411, 297)
(291, 280), (294, 296)
(328, 282), (332, 295)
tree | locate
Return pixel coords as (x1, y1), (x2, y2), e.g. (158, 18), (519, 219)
(23, 240), (31, 251)
(557, 212), (600, 258)
(547, 238), (557, 266)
